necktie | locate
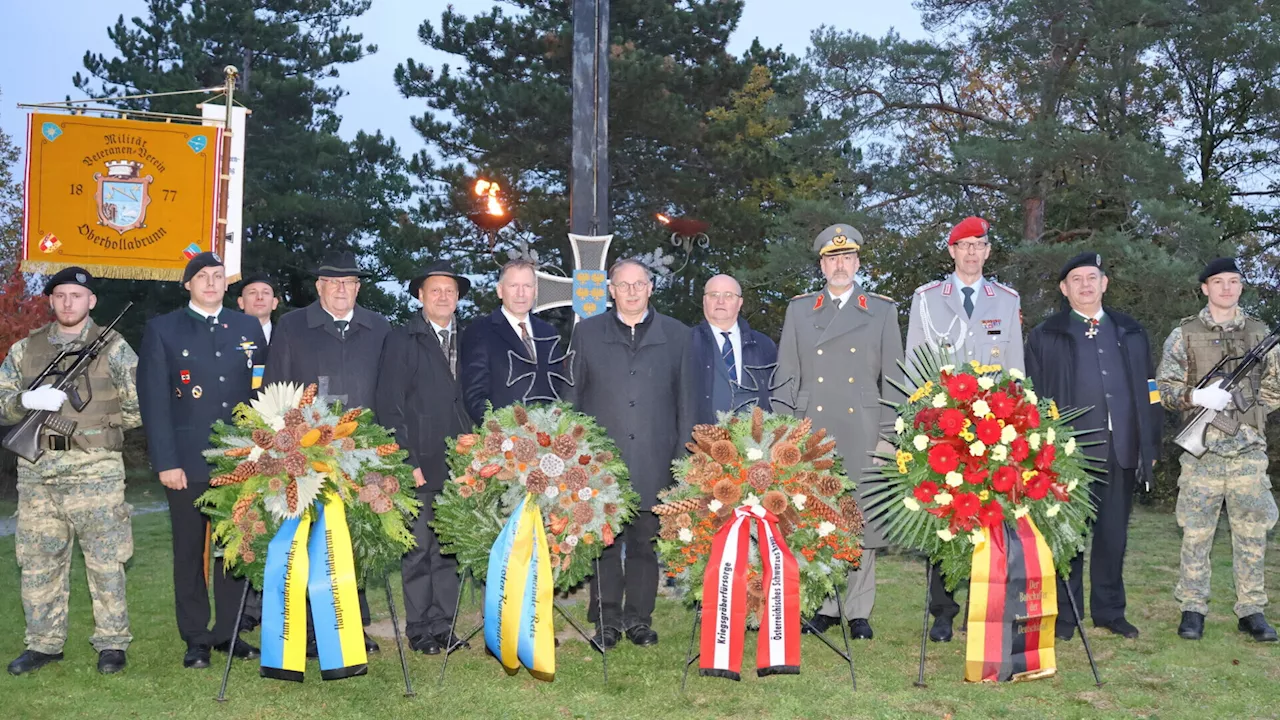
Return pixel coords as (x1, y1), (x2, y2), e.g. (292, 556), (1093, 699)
(518, 321), (536, 360)
(833, 297), (843, 310)
(334, 319), (349, 338)
(439, 329), (456, 378)
(721, 331), (737, 383)
(961, 287), (975, 318)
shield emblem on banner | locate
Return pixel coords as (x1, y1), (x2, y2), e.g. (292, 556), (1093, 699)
(572, 270), (608, 319)
(93, 160), (154, 234)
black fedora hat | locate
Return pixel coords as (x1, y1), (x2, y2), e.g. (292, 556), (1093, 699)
(409, 261), (471, 299)
(313, 251), (371, 278)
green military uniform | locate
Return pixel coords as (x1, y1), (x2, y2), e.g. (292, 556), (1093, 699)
(1157, 305), (1280, 620)
(0, 319), (141, 655)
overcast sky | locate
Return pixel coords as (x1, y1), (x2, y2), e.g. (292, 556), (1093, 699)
(0, 0), (924, 157)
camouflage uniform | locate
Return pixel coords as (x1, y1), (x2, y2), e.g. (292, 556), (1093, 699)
(1157, 306), (1280, 618)
(0, 320), (141, 654)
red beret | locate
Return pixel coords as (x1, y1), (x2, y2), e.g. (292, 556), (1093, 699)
(948, 216), (990, 245)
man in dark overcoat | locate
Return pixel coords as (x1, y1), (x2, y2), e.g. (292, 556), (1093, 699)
(460, 258), (563, 422)
(374, 261), (473, 655)
(262, 250), (389, 652)
(1024, 251), (1163, 641)
(137, 252), (267, 668)
(563, 258), (696, 649)
(691, 273), (777, 425)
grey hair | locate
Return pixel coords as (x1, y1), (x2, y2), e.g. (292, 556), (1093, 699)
(498, 258), (538, 281)
(608, 258), (653, 282)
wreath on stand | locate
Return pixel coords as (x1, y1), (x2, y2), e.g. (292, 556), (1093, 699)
(653, 407), (864, 620)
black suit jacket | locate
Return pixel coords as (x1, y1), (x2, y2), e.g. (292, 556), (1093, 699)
(137, 307), (268, 484)
(374, 312), (473, 490)
(459, 308), (564, 423)
(262, 301), (390, 410)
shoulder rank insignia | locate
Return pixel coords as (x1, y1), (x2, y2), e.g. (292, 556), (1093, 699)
(914, 279), (943, 295)
(991, 279), (1020, 297)
(868, 292), (895, 304)
(942, 282), (954, 297)
(857, 294), (867, 310)
(984, 283), (996, 297)
(813, 293), (825, 311)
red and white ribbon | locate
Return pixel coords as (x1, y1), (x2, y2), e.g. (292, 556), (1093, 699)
(700, 505), (801, 680)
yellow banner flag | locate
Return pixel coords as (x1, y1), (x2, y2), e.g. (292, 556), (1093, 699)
(22, 113), (223, 280)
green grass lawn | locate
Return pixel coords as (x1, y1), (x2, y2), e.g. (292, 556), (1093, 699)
(2, 491), (1279, 720)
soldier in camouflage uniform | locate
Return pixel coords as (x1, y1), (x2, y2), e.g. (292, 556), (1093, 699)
(1157, 257), (1280, 642)
(0, 267), (141, 674)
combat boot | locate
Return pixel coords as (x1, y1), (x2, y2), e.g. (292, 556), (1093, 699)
(1238, 614), (1279, 642)
(1177, 611), (1204, 640)
(98, 649), (127, 674)
(7, 650), (63, 675)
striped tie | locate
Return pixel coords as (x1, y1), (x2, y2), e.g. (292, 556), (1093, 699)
(721, 331), (737, 383)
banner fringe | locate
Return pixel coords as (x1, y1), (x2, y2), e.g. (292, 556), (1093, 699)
(21, 260), (182, 281)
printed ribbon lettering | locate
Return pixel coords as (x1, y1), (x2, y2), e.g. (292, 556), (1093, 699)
(484, 494), (556, 681)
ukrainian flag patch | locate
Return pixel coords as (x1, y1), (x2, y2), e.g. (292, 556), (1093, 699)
(1148, 378), (1160, 404)
(252, 365), (265, 389)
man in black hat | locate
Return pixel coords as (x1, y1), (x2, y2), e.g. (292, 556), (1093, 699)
(1024, 251), (1162, 641)
(374, 261), (473, 655)
(263, 250), (390, 653)
(0, 268), (141, 676)
(137, 252), (267, 668)
(235, 272), (279, 343)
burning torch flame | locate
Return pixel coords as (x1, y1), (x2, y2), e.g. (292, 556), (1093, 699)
(656, 213), (671, 225)
(474, 179), (506, 217)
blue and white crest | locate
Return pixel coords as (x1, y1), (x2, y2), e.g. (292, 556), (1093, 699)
(187, 135), (208, 153)
(572, 270), (608, 319)
(41, 123), (63, 143)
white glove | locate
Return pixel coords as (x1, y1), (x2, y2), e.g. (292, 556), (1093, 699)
(1191, 380), (1231, 412)
(21, 385), (68, 412)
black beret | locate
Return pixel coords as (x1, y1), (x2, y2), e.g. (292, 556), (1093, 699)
(1059, 251), (1104, 281)
(237, 272), (277, 293)
(43, 266), (92, 296)
(1198, 257), (1241, 284)
(182, 251), (224, 284)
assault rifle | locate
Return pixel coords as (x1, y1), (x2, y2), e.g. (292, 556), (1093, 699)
(1174, 323), (1280, 458)
(2, 303), (132, 463)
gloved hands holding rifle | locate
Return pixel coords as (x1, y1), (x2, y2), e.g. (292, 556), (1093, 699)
(1191, 380), (1232, 412)
(21, 385), (68, 412)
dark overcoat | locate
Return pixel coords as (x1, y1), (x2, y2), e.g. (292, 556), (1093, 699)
(459, 308), (564, 424)
(262, 301), (389, 410)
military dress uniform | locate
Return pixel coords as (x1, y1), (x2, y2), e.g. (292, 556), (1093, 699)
(1157, 299), (1280, 640)
(775, 224), (905, 629)
(137, 294), (267, 655)
(0, 309), (140, 667)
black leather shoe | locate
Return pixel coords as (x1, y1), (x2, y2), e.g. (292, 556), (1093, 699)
(7, 650), (63, 676)
(1095, 617), (1140, 639)
(848, 618), (874, 640)
(1178, 611), (1205, 640)
(929, 615), (954, 642)
(213, 637), (260, 659)
(98, 649), (127, 674)
(435, 632), (470, 653)
(591, 626), (620, 650)
(1238, 613), (1279, 642)
(802, 614), (839, 635)
(410, 634), (442, 655)
(626, 625), (659, 647)
(364, 632), (380, 653)
(183, 645), (211, 669)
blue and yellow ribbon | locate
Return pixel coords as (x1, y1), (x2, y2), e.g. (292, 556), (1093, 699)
(484, 494), (556, 681)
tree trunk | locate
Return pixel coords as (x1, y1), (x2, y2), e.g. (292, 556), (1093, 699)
(1022, 196), (1045, 242)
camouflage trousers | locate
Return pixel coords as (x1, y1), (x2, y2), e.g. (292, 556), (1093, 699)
(1174, 450), (1279, 618)
(15, 479), (134, 653)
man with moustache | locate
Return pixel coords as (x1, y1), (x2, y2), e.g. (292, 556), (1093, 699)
(906, 217), (1024, 642)
(692, 273), (777, 424)
(263, 250), (389, 653)
(1024, 252), (1162, 640)
(375, 262), (473, 655)
(461, 258), (563, 422)
(564, 259), (696, 649)
(236, 273), (279, 343)
(1, 268), (140, 675)
(775, 224), (904, 640)
(1157, 258), (1280, 642)
(137, 252), (267, 668)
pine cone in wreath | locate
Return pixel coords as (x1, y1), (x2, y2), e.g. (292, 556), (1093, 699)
(283, 408), (306, 429)
(652, 497), (706, 516)
(804, 426), (828, 451)
(232, 494), (255, 524)
(340, 408), (362, 424)
(300, 383), (318, 406)
(251, 429), (275, 450)
(786, 417), (813, 444)
(316, 425), (334, 446)
(750, 407), (764, 443)
(812, 458), (835, 470)
(552, 434), (578, 460)
(376, 443), (400, 457)
(285, 481), (299, 514)
(283, 452), (307, 477)
(512, 405), (529, 426)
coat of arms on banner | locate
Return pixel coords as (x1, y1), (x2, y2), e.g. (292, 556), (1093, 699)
(572, 270), (608, 318)
(93, 160), (154, 234)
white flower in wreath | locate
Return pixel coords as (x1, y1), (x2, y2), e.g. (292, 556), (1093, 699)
(1064, 437), (1077, 456)
(1000, 424), (1017, 444)
(894, 417), (906, 435)
(1067, 478), (1079, 492)
(1024, 389), (1038, 404)
(940, 365), (955, 374)
(913, 434), (929, 451)
(1046, 504), (1062, 518)
(932, 393), (948, 408)
(564, 534), (580, 548)
(264, 472), (325, 522)
(972, 399), (991, 417)
(539, 453), (566, 478)
(969, 440), (987, 457)
(518, 473), (529, 486)
(969, 528), (985, 545)
(1045, 427), (1056, 444)
(944, 471), (963, 488)
(1014, 506), (1030, 519)
(989, 444), (1009, 462)
(935, 491), (954, 506)
(977, 376), (995, 390)
(678, 528), (694, 543)
(249, 381), (304, 431)
(708, 499), (723, 513)
(744, 493), (761, 508)
(249, 446), (264, 462)
(471, 459), (482, 471)
(501, 438), (514, 452)
(903, 496), (921, 511)
(577, 487), (593, 501)
(792, 493), (808, 510)
(1009, 368), (1025, 380)
(817, 521), (836, 537)
(937, 528), (955, 542)
(543, 485), (560, 499)
(1027, 432), (1042, 450)
(746, 448), (764, 462)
